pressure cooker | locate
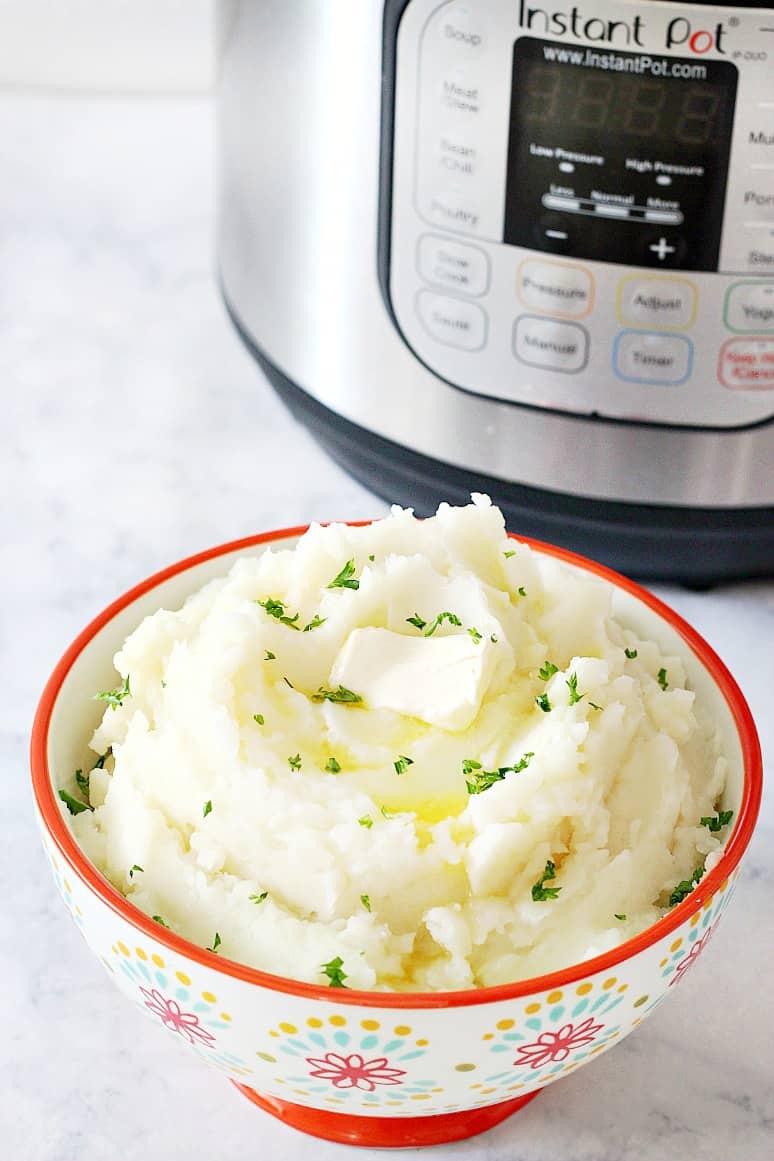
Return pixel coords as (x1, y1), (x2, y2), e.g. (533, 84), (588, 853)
(217, 0), (774, 581)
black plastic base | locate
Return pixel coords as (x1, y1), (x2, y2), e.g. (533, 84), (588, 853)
(224, 299), (773, 584)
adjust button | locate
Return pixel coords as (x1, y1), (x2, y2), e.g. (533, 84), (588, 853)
(724, 281), (774, 333)
(416, 290), (487, 350)
(618, 277), (696, 331)
(614, 331), (692, 384)
(513, 315), (589, 373)
(517, 259), (593, 319)
(718, 338), (774, 390)
(417, 234), (490, 296)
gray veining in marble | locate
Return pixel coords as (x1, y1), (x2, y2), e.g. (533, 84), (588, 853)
(1, 93), (772, 1159)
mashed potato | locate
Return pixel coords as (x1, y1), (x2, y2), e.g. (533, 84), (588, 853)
(68, 497), (730, 991)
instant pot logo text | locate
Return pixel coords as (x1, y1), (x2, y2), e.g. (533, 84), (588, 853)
(517, 2), (727, 54)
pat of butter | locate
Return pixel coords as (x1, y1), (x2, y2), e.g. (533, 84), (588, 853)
(331, 627), (497, 731)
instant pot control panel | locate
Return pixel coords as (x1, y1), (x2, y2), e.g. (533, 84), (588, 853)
(385, 0), (774, 427)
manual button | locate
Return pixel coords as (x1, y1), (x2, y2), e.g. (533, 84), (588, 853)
(513, 315), (589, 373)
(416, 290), (487, 350)
(614, 331), (692, 384)
(618, 277), (696, 330)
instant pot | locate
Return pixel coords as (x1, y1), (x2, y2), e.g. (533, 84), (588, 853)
(217, 0), (774, 581)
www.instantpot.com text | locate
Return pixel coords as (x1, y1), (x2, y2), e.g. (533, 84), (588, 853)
(542, 42), (708, 79)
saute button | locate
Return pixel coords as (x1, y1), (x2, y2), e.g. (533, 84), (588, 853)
(517, 260), (593, 318)
(417, 290), (487, 350)
(513, 316), (589, 373)
(718, 338), (774, 389)
(417, 235), (490, 296)
(618, 277), (696, 330)
(724, 281), (774, 333)
(614, 331), (692, 384)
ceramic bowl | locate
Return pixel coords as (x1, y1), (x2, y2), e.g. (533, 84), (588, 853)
(31, 526), (762, 1148)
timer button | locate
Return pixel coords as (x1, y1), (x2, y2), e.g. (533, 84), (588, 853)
(724, 281), (774, 334)
(417, 235), (490, 297)
(416, 290), (487, 351)
(614, 331), (692, 385)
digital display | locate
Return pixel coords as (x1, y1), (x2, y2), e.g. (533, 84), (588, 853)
(503, 38), (738, 270)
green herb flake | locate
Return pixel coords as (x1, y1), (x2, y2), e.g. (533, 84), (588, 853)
(321, 955), (349, 988)
(668, 865), (705, 907)
(288, 754), (302, 771)
(614, 913), (627, 921)
(423, 611), (462, 637)
(208, 932), (222, 953)
(465, 752), (534, 795)
(264, 650), (276, 661)
(566, 672), (584, 706)
(535, 693), (553, 713)
(312, 685), (363, 704)
(490, 634), (498, 644)
(503, 549), (516, 559)
(129, 864), (144, 878)
(250, 891), (268, 904)
(94, 674), (131, 710)
(303, 613), (327, 632)
(253, 713), (265, 725)
(74, 768), (90, 796)
(394, 755), (414, 776)
(406, 613), (427, 631)
(700, 810), (734, 833)
(588, 701), (603, 711)
(283, 676), (295, 689)
(94, 749), (110, 769)
(152, 915), (170, 928)
(468, 626), (483, 645)
(328, 559), (360, 590)
(58, 788), (93, 815)
(658, 667), (669, 690)
(360, 894), (371, 912)
(380, 805), (397, 819)
(538, 661), (559, 681)
(256, 596), (301, 630)
(202, 800), (213, 818)
(624, 648), (638, 659)
(368, 554), (375, 562)
(358, 815), (373, 829)
(531, 860), (561, 901)
(518, 586), (527, 597)
(325, 757), (342, 774)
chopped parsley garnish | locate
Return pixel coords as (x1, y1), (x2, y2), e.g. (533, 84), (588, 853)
(303, 614), (327, 632)
(614, 913), (627, 921)
(423, 611), (462, 637)
(700, 810), (734, 833)
(518, 586), (527, 597)
(288, 753), (302, 771)
(535, 693), (553, 713)
(321, 955), (349, 987)
(360, 894), (371, 912)
(256, 596), (301, 629)
(503, 549), (516, 559)
(208, 932), (222, 953)
(668, 865), (705, 907)
(589, 701), (603, 711)
(253, 713), (264, 725)
(538, 661), (559, 681)
(264, 650), (276, 661)
(202, 800), (212, 818)
(464, 752), (534, 795)
(75, 768), (90, 796)
(394, 755), (414, 775)
(312, 685), (363, 704)
(531, 860), (561, 901)
(94, 749), (110, 769)
(380, 805), (397, 819)
(250, 891), (268, 904)
(657, 667), (669, 690)
(328, 559), (360, 590)
(94, 674), (131, 710)
(368, 554), (375, 562)
(129, 864), (144, 878)
(566, 672), (584, 705)
(283, 676), (294, 689)
(467, 627), (483, 645)
(325, 757), (342, 773)
(406, 613), (427, 631)
(624, 648), (638, 659)
(58, 788), (93, 815)
(490, 634), (498, 644)
(152, 915), (169, 928)
(358, 815), (373, 829)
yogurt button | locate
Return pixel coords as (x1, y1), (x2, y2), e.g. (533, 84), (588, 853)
(724, 281), (774, 333)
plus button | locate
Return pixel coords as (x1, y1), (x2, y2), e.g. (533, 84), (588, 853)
(649, 236), (676, 261)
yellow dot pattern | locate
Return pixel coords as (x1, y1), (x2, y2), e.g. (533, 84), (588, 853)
(279, 1022), (297, 1035)
(670, 938), (683, 953)
(306, 1017), (323, 1028)
(151, 954), (165, 969)
(175, 971), (190, 986)
(361, 1019), (380, 1031)
(525, 1001), (541, 1013)
(394, 1025), (411, 1036)
(496, 1018), (515, 1031)
(547, 989), (563, 1003)
(576, 982), (593, 995)
(256, 1052), (276, 1063)
(455, 1063), (476, 1072)
(118, 942), (130, 957)
(329, 1015), (346, 1027)
(201, 990), (216, 1003)
(135, 947), (148, 962)
(602, 977), (617, 990)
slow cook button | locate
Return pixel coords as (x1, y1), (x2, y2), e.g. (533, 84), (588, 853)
(416, 290), (487, 350)
(614, 331), (692, 384)
(724, 281), (774, 333)
(517, 259), (593, 319)
(618, 276), (696, 330)
(417, 235), (490, 296)
(718, 338), (774, 389)
(513, 315), (589, 373)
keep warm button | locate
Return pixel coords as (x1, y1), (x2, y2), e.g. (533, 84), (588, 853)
(718, 338), (774, 390)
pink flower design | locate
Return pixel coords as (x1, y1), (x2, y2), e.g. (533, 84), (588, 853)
(139, 987), (217, 1048)
(514, 1016), (605, 1070)
(670, 924), (716, 987)
(306, 1052), (406, 1092)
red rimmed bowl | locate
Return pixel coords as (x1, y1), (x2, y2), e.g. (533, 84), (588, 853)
(31, 526), (762, 1148)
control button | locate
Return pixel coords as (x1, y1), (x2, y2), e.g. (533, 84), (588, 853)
(432, 2), (486, 56)
(517, 259), (593, 319)
(724, 281), (774, 333)
(437, 135), (479, 179)
(614, 331), (692, 384)
(649, 237), (676, 261)
(438, 69), (483, 117)
(641, 233), (687, 266)
(618, 277), (697, 331)
(718, 338), (774, 390)
(513, 315), (588, 373)
(417, 235), (490, 297)
(421, 189), (481, 233)
(535, 213), (574, 253)
(741, 188), (774, 224)
(416, 290), (487, 350)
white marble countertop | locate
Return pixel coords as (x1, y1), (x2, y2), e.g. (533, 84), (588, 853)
(2, 93), (772, 1160)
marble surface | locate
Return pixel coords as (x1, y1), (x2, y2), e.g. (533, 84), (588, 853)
(2, 93), (772, 1159)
